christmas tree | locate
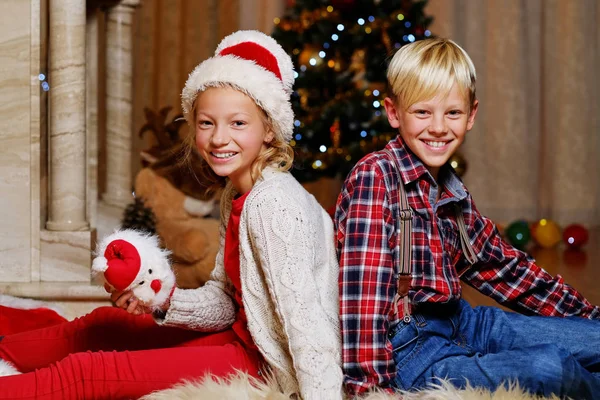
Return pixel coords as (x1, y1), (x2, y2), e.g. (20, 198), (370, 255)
(272, 0), (433, 182)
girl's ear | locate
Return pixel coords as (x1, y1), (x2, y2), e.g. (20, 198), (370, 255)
(383, 97), (401, 129)
(264, 129), (275, 144)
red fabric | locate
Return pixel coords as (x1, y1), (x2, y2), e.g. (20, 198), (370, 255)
(104, 239), (141, 291)
(0, 307), (262, 400)
(0, 306), (67, 335)
(224, 191), (258, 351)
(219, 42), (283, 81)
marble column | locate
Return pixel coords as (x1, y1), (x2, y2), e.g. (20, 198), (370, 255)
(86, 9), (99, 229)
(46, 0), (89, 231)
(102, 0), (140, 207)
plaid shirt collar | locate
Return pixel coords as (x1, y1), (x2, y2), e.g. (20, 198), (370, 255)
(385, 135), (468, 204)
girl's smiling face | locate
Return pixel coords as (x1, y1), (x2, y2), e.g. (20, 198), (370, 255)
(194, 87), (274, 194)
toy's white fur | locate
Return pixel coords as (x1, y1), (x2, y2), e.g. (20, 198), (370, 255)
(93, 229), (175, 310)
(0, 359), (21, 377)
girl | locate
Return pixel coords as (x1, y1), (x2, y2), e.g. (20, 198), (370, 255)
(0, 30), (343, 400)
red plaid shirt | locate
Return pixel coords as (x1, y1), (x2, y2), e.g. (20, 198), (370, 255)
(334, 136), (600, 395)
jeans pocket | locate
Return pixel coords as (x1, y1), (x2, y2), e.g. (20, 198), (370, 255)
(389, 319), (422, 370)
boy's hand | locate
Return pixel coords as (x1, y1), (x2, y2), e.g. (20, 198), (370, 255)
(110, 290), (147, 316)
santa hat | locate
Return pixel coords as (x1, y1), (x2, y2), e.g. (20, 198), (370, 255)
(181, 30), (295, 143)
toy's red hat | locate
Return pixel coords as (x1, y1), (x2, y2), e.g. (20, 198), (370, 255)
(98, 239), (141, 291)
(181, 30), (295, 143)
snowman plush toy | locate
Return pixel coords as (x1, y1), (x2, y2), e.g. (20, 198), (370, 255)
(92, 229), (175, 311)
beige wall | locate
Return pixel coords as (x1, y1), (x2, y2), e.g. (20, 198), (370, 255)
(0, 0), (42, 282)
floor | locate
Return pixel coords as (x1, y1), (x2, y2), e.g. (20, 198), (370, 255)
(40, 229), (600, 321)
(463, 227), (600, 309)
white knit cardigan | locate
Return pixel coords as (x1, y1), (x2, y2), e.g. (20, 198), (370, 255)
(157, 167), (343, 400)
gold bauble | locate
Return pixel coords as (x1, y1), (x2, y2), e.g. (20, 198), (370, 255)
(298, 45), (324, 68)
(531, 219), (562, 249)
(297, 88), (309, 109)
(328, 52), (348, 72)
(449, 153), (468, 177)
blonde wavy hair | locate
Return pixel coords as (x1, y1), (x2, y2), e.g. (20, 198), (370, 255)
(183, 86), (295, 195)
(387, 38), (477, 111)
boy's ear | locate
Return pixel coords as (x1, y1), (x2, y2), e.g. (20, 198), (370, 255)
(467, 100), (479, 131)
(383, 97), (401, 129)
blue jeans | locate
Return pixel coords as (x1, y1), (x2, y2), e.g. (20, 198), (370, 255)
(390, 300), (600, 399)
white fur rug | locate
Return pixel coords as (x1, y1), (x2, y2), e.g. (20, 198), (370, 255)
(0, 294), (66, 316)
(141, 372), (559, 400)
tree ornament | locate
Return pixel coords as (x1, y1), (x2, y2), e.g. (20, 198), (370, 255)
(331, 0), (356, 11)
(350, 49), (367, 89)
(449, 153), (467, 177)
(531, 218), (561, 248)
(330, 118), (341, 149)
(121, 197), (156, 235)
(329, 52), (347, 72)
(505, 220), (530, 250)
(298, 45), (323, 68)
(562, 224), (589, 249)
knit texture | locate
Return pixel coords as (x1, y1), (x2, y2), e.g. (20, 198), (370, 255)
(158, 167), (343, 400)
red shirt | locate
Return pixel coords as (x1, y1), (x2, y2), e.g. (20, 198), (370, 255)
(224, 191), (258, 350)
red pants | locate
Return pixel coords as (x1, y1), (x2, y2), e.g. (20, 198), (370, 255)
(0, 307), (262, 399)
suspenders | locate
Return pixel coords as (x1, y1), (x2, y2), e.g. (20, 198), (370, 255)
(382, 149), (477, 323)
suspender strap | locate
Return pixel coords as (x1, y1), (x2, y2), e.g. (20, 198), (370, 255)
(383, 148), (479, 321)
(383, 150), (413, 322)
(455, 204), (478, 265)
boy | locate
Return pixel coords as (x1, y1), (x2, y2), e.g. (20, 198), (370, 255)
(335, 38), (600, 399)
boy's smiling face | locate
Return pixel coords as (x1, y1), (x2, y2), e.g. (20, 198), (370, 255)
(384, 84), (478, 181)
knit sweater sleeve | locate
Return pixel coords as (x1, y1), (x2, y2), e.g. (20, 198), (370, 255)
(245, 189), (344, 400)
(154, 194), (236, 331)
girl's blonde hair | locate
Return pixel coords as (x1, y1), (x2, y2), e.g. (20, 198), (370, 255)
(183, 86), (295, 195)
(387, 38), (477, 110)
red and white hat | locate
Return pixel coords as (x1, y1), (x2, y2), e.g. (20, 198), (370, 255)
(181, 30), (295, 143)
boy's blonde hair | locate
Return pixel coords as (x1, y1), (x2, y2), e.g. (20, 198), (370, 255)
(184, 89), (295, 193)
(387, 38), (476, 110)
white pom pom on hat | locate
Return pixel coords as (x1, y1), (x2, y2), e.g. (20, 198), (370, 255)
(181, 30), (295, 143)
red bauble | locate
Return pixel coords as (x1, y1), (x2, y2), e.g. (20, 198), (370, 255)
(331, 0), (355, 11)
(562, 224), (589, 249)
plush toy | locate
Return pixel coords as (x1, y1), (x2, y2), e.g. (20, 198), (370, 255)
(133, 168), (220, 289)
(92, 229), (175, 310)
